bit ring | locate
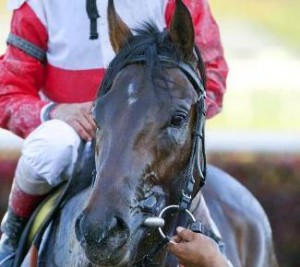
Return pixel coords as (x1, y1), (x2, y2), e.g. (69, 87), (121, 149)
(157, 205), (196, 239)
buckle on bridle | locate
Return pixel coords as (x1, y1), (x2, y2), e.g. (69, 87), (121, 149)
(179, 191), (192, 210)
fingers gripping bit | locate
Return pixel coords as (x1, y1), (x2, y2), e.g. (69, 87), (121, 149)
(168, 239), (178, 245)
(176, 226), (195, 242)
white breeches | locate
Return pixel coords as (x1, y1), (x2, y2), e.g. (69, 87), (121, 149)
(15, 120), (81, 195)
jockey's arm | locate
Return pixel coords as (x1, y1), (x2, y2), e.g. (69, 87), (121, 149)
(0, 4), (48, 138)
(0, 4), (98, 140)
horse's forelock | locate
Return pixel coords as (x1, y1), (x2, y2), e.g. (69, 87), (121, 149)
(97, 22), (206, 98)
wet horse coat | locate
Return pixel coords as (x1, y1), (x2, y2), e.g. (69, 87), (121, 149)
(30, 166), (277, 267)
(21, 0), (278, 266)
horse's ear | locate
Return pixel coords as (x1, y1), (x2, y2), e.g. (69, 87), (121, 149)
(108, 0), (133, 53)
(169, 0), (195, 60)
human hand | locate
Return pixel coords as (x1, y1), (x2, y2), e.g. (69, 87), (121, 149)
(50, 102), (97, 141)
(166, 227), (229, 267)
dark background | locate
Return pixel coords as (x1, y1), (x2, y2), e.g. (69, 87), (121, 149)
(209, 152), (300, 267)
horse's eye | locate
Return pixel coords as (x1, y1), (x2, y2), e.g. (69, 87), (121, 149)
(170, 114), (187, 127)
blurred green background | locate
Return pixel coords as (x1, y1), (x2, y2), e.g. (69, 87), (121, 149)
(212, 0), (300, 49)
(208, 0), (300, 132)
(0, 1), (299, 266)
(209, 2), (300, 266)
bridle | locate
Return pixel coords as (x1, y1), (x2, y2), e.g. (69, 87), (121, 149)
(124, 53), (207, 200)
(97, 53), (223, 266)
(100, 53), (207, 202)
(130, 55), (210, 266)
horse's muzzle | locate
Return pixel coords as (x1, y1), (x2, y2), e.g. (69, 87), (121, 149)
(75, 212), (130, 265)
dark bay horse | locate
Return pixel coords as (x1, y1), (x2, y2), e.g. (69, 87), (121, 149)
(21, 0), (278, 266)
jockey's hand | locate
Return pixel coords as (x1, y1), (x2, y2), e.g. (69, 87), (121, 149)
(50, 102), (97, 141)
(166, 227), (229, 267)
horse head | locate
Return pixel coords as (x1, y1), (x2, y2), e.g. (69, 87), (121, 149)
(75, 0), (206, 265)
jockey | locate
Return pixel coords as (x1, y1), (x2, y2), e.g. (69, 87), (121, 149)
(0, 0), (228, 265)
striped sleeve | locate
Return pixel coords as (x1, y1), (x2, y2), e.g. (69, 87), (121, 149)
(0, 2), (48, 137)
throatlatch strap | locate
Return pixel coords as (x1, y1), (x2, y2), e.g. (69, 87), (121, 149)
(7, 33), (46, 63)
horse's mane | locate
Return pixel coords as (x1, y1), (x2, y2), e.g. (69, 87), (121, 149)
(98, 22), (206, 97)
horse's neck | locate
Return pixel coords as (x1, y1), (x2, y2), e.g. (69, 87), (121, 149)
(190, 191), (201, 213)
(191, 191), (212, 226)
(192, 191), (222, 238)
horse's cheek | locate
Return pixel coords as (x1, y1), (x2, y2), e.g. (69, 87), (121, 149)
(167, 127), (189, 146)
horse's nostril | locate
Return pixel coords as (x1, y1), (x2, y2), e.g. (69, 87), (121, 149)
(109, 216), (126, 232)
(75, 214), (83, 242)
(97, 216), (130, 247)
(75, 213), (86, 243)
(109, 216), (118, 230)
(75, 212), (130, 250)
